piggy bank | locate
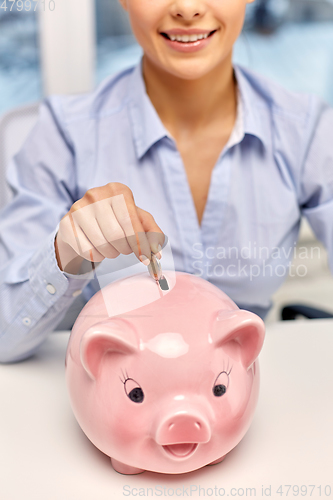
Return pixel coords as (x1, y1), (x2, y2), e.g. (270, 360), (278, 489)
(65, 271), (265, 475)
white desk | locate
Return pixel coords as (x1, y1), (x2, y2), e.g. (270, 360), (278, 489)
(1, 320), (333, 500)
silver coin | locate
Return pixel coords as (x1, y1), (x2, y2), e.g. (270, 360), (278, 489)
(148, 253), (162, 281)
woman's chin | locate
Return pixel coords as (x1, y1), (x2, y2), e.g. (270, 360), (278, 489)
(157, 58), (222, 82)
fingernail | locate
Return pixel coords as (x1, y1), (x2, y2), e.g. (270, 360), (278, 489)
(155, 244), (162, 259)
(139, 255), (150, 266)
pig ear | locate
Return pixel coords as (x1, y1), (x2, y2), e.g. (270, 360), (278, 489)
(212, 310), (265, 370)
(80, 319), (139, 380)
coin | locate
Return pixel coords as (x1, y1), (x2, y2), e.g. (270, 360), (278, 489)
(148, 253), (162, 282)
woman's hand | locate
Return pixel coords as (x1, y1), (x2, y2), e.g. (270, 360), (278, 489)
(54, 183), (165, 273)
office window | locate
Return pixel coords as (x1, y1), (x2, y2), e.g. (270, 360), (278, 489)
(95, 0), (142, 85)
(94, 0), (333, 106)
(235, 0), (333, 105)
(0, 6), (42, 115)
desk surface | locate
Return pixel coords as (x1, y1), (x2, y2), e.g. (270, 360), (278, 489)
(1, 320), (333, 500)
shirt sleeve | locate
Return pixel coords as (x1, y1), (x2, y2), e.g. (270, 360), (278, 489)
(0, 96), (94, 363)
(299, 97), (333, 274)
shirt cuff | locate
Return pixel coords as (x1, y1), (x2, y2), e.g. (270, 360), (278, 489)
(29, 227), (96, 306)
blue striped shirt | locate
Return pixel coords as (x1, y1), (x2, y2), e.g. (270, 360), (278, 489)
(1, 58), (333, 362)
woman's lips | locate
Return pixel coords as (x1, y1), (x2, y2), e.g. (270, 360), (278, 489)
(160, 30), (217, 53)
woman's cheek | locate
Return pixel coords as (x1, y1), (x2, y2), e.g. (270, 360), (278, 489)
(127, 0), (165, 38)
(212, 0), (247, 38)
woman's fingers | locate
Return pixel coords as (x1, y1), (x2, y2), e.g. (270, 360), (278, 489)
(55, 183), (167, 270)
(111, 194), (152, 263)
(72, 198), (128, 259)
(136, 207), (166, 258)
(60, 211), (105, 263)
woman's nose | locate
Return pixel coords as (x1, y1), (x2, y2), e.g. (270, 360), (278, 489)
(170, 0), (207, 21)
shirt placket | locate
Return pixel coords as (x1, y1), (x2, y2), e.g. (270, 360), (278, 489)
(200, 152), (233, 280)
(156, 137), (203, 274)
(200, 92), (245, 279)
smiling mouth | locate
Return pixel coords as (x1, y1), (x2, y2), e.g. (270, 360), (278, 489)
(162, 443), (198, 459)
(160, 30), (217, 43)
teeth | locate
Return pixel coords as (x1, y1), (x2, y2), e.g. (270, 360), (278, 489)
(169, 33), (209, 42)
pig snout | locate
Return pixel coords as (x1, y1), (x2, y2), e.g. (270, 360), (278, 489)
(155, 413), (211, 459)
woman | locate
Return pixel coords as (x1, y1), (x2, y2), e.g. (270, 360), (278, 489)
(0, 0), (332, 362)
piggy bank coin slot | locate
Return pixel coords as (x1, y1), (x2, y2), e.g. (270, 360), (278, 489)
(158, 276), (169, 291)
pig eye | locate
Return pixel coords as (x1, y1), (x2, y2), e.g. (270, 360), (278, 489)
(213, 384), (226, 397)
(124, 378), (144, 404)
(213, 370), (231, 398)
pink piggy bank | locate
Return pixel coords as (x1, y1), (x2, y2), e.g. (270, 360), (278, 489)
(65, 271), (265, 475)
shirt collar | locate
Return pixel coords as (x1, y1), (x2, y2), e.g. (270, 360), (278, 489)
(233, 64), (268, 147)
(127, 58), (267, 160)
(127, 58), (170, 160)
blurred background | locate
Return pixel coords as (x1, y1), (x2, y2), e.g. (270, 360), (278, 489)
(1, 0), (333, 113)
(0, 0), (333, 322)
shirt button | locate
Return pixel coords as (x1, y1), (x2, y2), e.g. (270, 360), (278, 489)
(22, 317), (31, 326)
(72, 289), (82, 298)
(46, 284), (56, 295)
